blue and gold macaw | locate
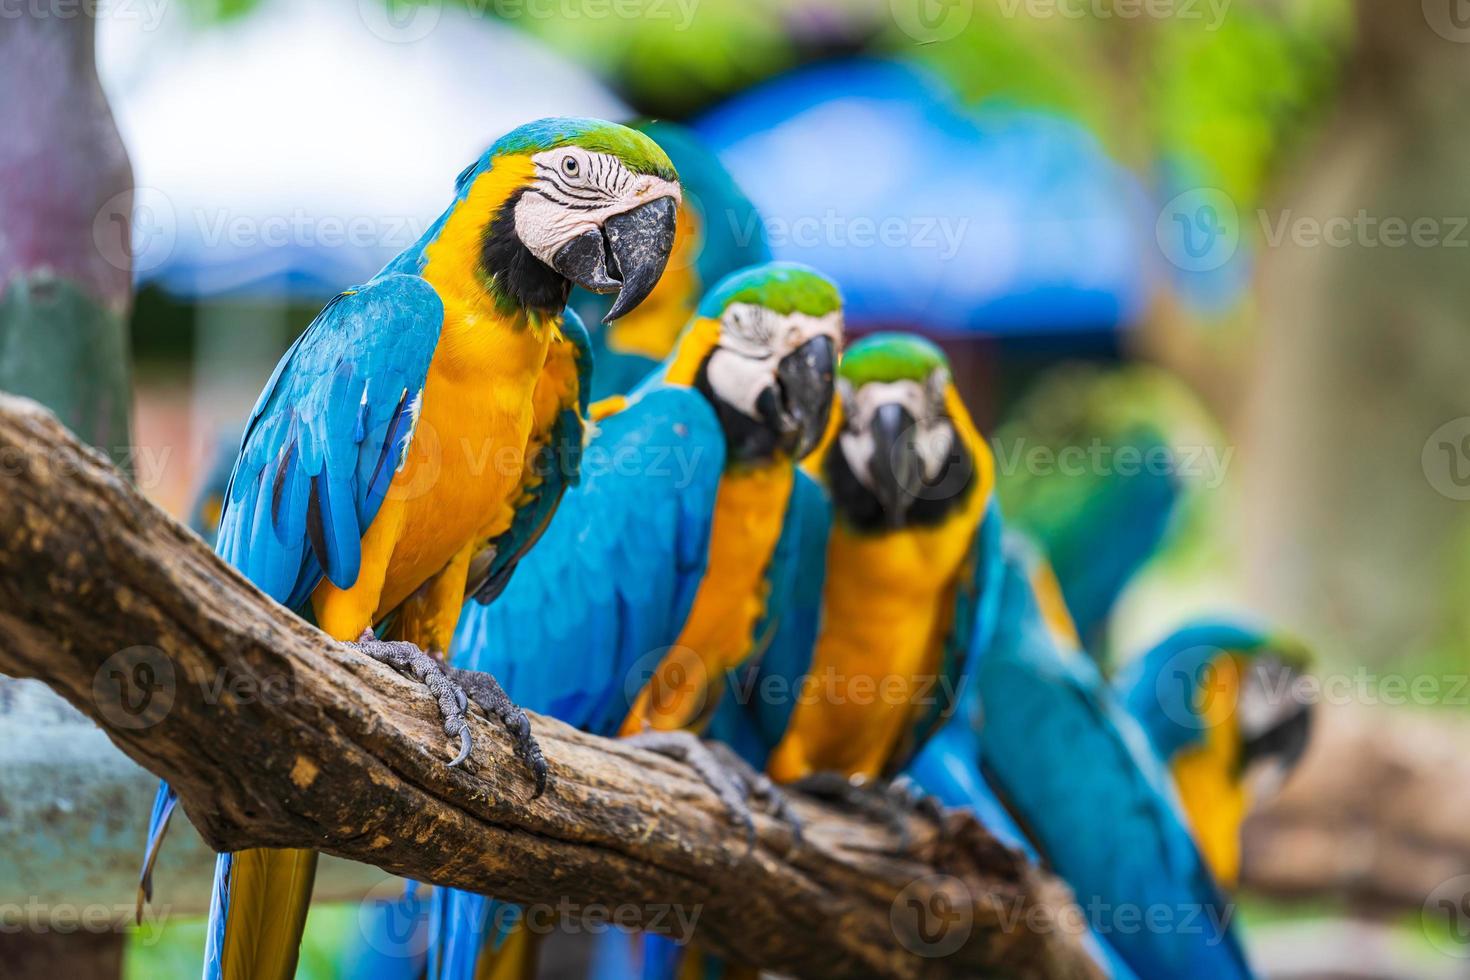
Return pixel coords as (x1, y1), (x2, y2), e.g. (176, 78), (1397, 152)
(908, 535), (1256, 980)
(631, 333), (1003, 980)
(135, 117), (683, 980)
(711, 333), (1003, 790)
(408, 261), (841, 980)
(574, 121), (771, 400)
(994, 365), (1188, 653)
(1113, 620), (1313, 888)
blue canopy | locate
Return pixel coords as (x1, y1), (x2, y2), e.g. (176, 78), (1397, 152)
(695, 60), (1157, 335)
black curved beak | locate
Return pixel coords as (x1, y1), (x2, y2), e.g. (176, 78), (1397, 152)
(551, 196), (679, 324)
(1241, 658), (1314, 775)
(869, 402), (920, 526)
(766, 336), (836, 459)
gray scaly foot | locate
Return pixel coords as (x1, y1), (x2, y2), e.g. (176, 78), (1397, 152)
(626, 730), (801, 848)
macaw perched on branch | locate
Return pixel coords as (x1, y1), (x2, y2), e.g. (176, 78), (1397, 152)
(712, 333), (1003, 792)
(392, 261), (841, 980)
(660, 334), (1003, 980)
(574, 121), (771, 400)
(909, 536), (1256, 980)
(136, 117), (682, 980)
(1113, 621), (1314, 888)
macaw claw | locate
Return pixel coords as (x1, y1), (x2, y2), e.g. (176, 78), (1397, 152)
(447, 666), (550, 799)
(349, 630), (476, 769)
(791, 771), (946, 848)
(625, 730), (803, 851)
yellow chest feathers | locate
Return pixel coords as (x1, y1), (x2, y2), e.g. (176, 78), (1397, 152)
(675, 462), (797, 665)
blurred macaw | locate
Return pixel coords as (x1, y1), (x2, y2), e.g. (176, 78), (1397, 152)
(574, 121), (771, 400)
(908, 536), (1255, 980)
(1113, 620), (1313, 888)
(135, 117), (682, 980)
(995, 365), (1191, 654)
(405, 261), (841, 980)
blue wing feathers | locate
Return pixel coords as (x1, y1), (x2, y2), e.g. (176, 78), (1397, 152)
(936, 537), (1253, 980)
(214, 274), (442, 611)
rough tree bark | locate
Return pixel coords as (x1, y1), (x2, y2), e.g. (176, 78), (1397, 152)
(0, 394), (1102, 980)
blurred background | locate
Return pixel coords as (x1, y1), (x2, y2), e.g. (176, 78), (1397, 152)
(4, 0), (1470, 976)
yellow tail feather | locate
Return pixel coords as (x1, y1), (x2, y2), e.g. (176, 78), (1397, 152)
(476, 922), (542, 980)
(221, 847), (319, 980)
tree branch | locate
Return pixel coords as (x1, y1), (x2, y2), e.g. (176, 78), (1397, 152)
(0, 394), (1101, 980)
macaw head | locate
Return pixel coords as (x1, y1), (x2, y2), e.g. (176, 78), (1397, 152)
(665, 262), (841, 465)
(827, 332), (980, 531)
(572, 121), (770, 356)
(1118, 620), (1314, 887)
(460, 117), (681, 322)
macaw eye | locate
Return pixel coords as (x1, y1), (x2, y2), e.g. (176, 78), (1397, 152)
(561, 156), (579, 177)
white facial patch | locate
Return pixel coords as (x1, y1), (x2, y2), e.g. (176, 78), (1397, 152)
(703, 304), (843, 419)
(513, 146), (681, 267)
(838, 368), (955, 488)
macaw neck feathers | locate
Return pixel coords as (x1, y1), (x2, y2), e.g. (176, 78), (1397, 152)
(421, 155), (567, 326)
(481, 187), (571, 318)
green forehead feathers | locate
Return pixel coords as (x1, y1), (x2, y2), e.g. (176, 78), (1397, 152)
(839, 332), (949, 386)
(490, 117), (678, 181)
(698, 262), (843, 318)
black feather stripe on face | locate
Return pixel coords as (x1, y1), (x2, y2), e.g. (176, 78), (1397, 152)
(481, 187), (572, 315)
(694, 356), (783, 465)
(827, 424), (977, 532)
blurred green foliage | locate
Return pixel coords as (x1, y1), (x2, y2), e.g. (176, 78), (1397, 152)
(126, 903), (357, 980)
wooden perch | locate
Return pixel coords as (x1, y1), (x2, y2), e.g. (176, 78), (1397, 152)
(0, 394), (1101, 980)
(1242, 701), (1470, 912)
